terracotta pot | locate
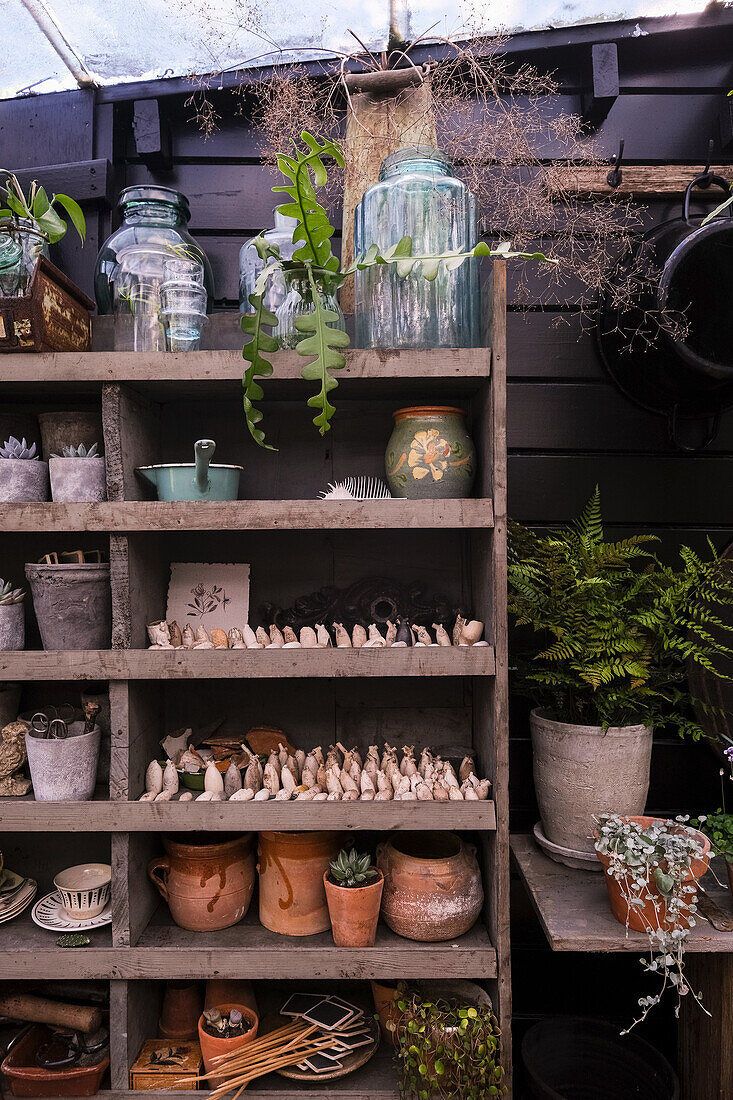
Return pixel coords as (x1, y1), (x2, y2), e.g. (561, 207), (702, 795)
(258, 831), (342, 936)
(148, 833), (255, 932)
(377, 831), (483, 942)
(596, 816), (710, 933)
(159, 981), (204, 1040)
(371, 980), (401, 1045)
(198, 1003), (258, 1088)
(531, 708), (653, 859)
(205, 981), (258, 1018)
(324, 868), (383, 947)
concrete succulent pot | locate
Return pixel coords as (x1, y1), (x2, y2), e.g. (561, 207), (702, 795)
(531, 708), (653, 861)
(0, 460), (48, 502)
(49, 457), (107, 502)
(26, 722), (101, 801)
(25, 563), (111, 650)
(0, 604), (24, 650)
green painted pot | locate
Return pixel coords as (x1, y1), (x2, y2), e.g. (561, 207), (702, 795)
(385, 406), (476, 499)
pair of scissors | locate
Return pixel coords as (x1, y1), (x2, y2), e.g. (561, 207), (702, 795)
(29, 712), (68, 739)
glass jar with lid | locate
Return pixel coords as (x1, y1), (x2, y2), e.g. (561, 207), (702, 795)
(353, 146), (480, 349)
(239, 209), (299, 314)
(94, 186), (214, 351)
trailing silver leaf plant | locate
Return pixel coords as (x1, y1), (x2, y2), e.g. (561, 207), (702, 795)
(241, 132), (550, 449)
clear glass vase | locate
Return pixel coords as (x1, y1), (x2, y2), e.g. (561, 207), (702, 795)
(239, 209), (299, 313)
(275, 265), (346, 350)
(0, 233), (23, 296)
(353, 146), (480, 349)
(0, 223), (49, 296)
(94, 186), (214, 352)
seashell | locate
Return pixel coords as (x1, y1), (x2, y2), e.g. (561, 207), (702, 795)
(295, 749), (306, 776)
(282, 626), (298, 644)
(264, 761), (280, 795)
(277, 744), (289, 768)
(384, 620), (397, 647)
(254, 788), (270, 800)
(228, 628), (246, 649)
(269, 624), (285, 647)
(459, 756), (476, 783)
(400, 746), (417, 776)
(449, 785), (464, 800)
(453, 614), (467, 648)
(225, 761), (242, 796)
(145, 760), (163, 795)
(168, 621), (183, 647)
(256, 627), (270, 647)
(392, 640), (408, 647)
(413, 625), (432, 646)
(312, 792), (329, 801)
(396, 620), (412, 646)
(139, 791), (156, 801)
(196, 790), (215, 801)
(368, 623), (386, 647)
(461, 620), (484, 645)
(179, 791), (193, 802)
(283, 641), (301, 647)
(375, 788), (394, 800)
(443, 765), (459, 788)
(316, 624), (332, 647)
(340, 769), (358, 792)
(195, 625), (212, 646)
(229, 787), (254, 801)
(342, 789), (358, 801)
(473, 640), (490, 647)
(333, 622), (351, 648)
(300, 626), (318, 648)
(364, 746), (379, 780)
(433, 782), (450, 802)
(400, 791), (418, 800)
(243, 624), (259, 648)
(244, 761), (262, 792)
(211, 628), (229, 649)
(275, 787), (293, 800)
(154, 790), (173, 802)
(360, 770), (376, 794)
(205, 760), (225, 795)
(281, 764), (297, 792)
(352, 624), (367, 648)
(147, 620), (170, 647)
(394, 774), (411, 797)
(476, 778), (491, 800)
(162, 760), (179, 794)
(416, 781), (434, 800)
(181, 624), (196, 649)
(193, 641), (215, 649)
(360, 791), (375, 801)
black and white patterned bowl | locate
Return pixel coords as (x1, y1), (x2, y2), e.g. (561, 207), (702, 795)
(53, 863), (111, 920)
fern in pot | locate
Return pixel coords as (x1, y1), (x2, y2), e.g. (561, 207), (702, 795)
(508, 487), (733, 864)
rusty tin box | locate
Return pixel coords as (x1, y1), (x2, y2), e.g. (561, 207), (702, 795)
(0, 256), (93, 352)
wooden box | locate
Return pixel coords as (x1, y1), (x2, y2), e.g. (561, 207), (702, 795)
(129, 1040), (201, 1091)
(0, 254), (93, 352)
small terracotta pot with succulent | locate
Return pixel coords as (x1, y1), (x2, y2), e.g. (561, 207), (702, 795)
(324, 847), (383, 948)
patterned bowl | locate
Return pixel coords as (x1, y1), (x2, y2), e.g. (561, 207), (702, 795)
(53, 863), (111, 920)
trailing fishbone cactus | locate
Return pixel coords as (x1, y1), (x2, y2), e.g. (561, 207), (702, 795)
(0, 437), (37, 459)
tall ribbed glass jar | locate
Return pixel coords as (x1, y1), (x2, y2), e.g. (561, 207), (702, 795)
(94, 186), (214, 351)
(239, 209), (298, 313)
(353, 147), (479, 349)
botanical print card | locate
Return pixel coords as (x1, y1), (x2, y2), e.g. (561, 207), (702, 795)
(166, 563), (250, 631)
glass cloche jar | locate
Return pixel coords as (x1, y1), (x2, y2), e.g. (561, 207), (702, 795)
(353, 147), (480, 349)
(94, 186), (214, 351)
(238, 209), (299, 313)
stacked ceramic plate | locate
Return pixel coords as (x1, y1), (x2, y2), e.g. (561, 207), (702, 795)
(0, 867), (37, 924)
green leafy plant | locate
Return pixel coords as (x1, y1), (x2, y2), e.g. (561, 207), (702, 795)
(696, 810), (733, 860)
(0, 436), (38, 460)
(328, 847), (378, 887)
(0, 171), (85, 245)
(0, 580), (25, 606)
(391, 989), (506, 1098)
(507, 486), (733, 736)
(242, 132), (551, 449)
(51, 442), (101, 459)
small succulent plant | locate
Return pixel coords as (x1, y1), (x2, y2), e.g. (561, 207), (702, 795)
(202, 1007), (247, 1038)
(329, 847), (378, 888)
(0, 579), (25, 606)
(51, 442), (101, 459)
(0, 436), (38, 459)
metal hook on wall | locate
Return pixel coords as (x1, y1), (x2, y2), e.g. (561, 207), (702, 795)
(698, 138), (716, 188)
(606, 139), (625, 188)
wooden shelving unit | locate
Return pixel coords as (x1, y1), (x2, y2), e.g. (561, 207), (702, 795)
(0, 263), (510, 1096)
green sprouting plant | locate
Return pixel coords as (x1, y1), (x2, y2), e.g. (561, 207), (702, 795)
(696, 810), (733, 861)
(0, 436), (38, 459)
(507, 486), (733, 735)
(391, 990), (506, 1099)
(329, 848), (378, 887)
(51, 443), (101, 459)
(0, 171), (85, 245)
(0, 580), (25, 606)
(242, 132), (551, 449)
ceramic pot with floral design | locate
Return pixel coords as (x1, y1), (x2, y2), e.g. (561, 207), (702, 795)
(385, 406), (476, 499)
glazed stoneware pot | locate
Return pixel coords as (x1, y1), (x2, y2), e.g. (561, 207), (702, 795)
(385, 406), (476, 499)
(323, 868), (384, 947)
(198, 1003), (258, 1088)
(377, 831), (483, 941)
(258, 831), (342, 936)
(595, 816), (710, 934)
(148, 834), (255, 932)
(531, 708), (653, 861)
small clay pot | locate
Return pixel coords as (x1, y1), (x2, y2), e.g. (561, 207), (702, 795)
(377, 831), (483, 942)
(159, 981), (204, 1040)
(0, 460), (49, 502)
(324, 868), (384, 947)
(370, 980), (401, 1045)
(205, 980), (258, 1017)
(0, 604), (24, 650)
(148, 834), (255, 932)
(198, 1003), (258, 1088)
(258, 831), (342, 936)
(49, 457), (107, 503)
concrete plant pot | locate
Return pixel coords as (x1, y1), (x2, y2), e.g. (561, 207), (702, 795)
(38, 411), (102, 460)
(530, 708), (653, 862)
(49, 457), (107, 502)
(0, 461), (48, 502)
(26, 722), (101, 801)
(25, 563), (111, 650)
(0, 604), (24, 651)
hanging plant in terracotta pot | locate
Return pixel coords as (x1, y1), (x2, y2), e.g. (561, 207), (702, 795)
(508, 486), (733, 868)
(323, 846), (383, 947)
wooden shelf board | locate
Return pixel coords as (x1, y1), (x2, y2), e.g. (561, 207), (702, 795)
(0, 647), (495, 681)
(0, 498), (494, 532)
(0, 798), (496, 832)
(511, 833), (733, 953)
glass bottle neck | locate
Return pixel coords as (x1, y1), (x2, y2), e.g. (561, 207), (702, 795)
(380, 155), (453, 181)
(122, 202), (184, 227)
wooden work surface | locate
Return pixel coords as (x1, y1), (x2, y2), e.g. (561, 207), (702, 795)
(511, 833), (733, 953)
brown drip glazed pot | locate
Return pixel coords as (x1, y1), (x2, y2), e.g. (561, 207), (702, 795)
(148, 833), (255, 932)
(377, 831), (483, 942)
(258, 831), (342, 937)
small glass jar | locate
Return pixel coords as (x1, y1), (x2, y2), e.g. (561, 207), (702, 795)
(0, 233), (23, 296)
(275, 265), (346, 350)
(353, 147), (480, 349)
(239, 209), (299, 313)
(94, 186), (213, 352)
(385, 405), (476, 499)
(0, 222), (49, 296)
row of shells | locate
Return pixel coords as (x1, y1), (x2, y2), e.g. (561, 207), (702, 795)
(147, 616), (487, 649)
(140, 742), (491, 803)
